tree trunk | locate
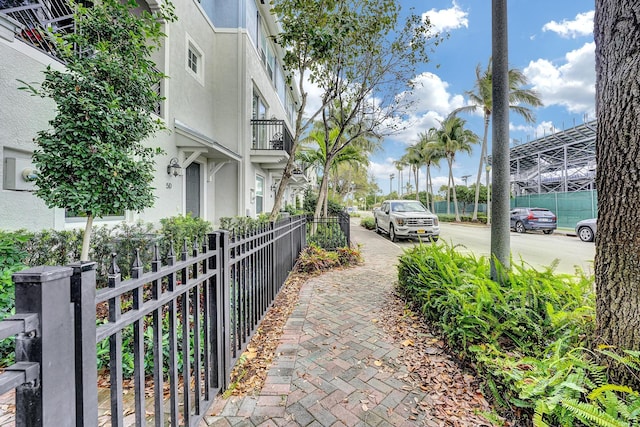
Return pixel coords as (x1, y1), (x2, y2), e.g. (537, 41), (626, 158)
(490, 0), (511, 280)
(472, 114), (490, 220)
(314, 162), (332, 220)
(594, 0), (640, 365)
(425, 165), (431, 209)
(449, 158), (460, 221)
(446, 164), (451, 215)
(80, 214), (94, 261)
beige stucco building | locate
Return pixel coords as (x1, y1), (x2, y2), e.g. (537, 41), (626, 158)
(0, 0), (306, 231)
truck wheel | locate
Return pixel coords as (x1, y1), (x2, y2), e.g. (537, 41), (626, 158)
(389, 224), (398, 242)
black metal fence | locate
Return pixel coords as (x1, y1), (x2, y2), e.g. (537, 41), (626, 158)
(306, 211), (351, 250)
(0, 215), (306, 426)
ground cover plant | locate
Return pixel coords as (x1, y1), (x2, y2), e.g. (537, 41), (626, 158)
(397, 242), (640, 426)
(360, 216), (376, 230)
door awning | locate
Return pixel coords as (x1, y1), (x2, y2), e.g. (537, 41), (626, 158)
(174, 119), (242, 163)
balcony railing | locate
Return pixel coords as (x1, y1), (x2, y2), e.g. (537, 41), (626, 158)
(251, 119), (294, 155)
(2, 0), (163, 116)
(1, 0), (74, 56)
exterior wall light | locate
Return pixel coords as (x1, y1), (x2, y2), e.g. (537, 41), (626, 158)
(167, 157), (182, 177)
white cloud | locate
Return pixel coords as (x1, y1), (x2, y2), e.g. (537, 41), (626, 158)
(423, 1), (469, 34)
(542, 11), (594, 39)
(524, 42), (595, 115)
(385, 72), (466, 144)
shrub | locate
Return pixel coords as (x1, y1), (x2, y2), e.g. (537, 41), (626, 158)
(437, 214), (487, 224)
(302, 193), (344, 215)
(295, 243), (361, 274)
(360, 216), (376, 230)
(306, 222), (347, 249)
(336, 245), (362, 266)
(394, 242), (629, 426)
(159, 214), (212, 255)
(219, 215), (268, 235)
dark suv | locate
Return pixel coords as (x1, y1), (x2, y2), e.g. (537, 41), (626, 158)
(510, 207), (557, 234)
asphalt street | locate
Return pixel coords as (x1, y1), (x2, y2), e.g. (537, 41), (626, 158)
(378, 221), (595, 275)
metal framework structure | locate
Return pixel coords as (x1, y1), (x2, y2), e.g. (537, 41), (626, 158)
(493, 120), (596, 195)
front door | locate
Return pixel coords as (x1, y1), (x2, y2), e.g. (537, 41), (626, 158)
(186, 163), (201, 218)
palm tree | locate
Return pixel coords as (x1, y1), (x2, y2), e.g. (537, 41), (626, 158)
(454, 59), (542, 221)
(435, 115), (479, 222)
(417, 130), (445, 212)
(394, 159), (406, 196)
(401, 146), (423, 200)
(298, 127), (370, 216)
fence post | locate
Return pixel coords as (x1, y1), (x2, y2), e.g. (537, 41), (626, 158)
(69, 262), (98, 427)
(216, 230), (231, 390)
(12, 266), (75, 427)
(345, 213), (351, 248)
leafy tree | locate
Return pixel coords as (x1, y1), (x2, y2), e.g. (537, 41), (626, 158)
(454, 59), (542, 221)
(268, 0), (345, 220)
(434, 115), (479, 222)
(272, 0), (438, 220)
(20, 0), (175, 260)
(594, 0), (640, 385)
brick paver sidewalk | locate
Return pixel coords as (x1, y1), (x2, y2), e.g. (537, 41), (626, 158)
(201, 222), (442, 426)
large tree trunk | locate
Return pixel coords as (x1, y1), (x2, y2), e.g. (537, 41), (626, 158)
(594, 0), (640, 363)
(490, 0), (511, 280)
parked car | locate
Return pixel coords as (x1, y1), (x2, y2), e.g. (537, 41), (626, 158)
(510, 207), (557, 234)
(373, 199), (440, 242)
(575, 218), (597, 242)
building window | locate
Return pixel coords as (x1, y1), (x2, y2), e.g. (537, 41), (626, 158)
(256, 175), (264, 214)
(185, 35), (204, 85)
(188, 48), (198, 74)
(252, 90), (267, 119)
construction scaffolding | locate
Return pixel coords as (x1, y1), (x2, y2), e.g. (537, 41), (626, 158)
(504, 120), (597, 195)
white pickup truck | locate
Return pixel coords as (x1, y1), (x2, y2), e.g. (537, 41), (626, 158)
(374, 200), (440, 242)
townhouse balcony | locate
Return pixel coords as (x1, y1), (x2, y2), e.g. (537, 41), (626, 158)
(1, 0), (74, 57)
(2, 0), (163, 116)
(250, 119), (294, 170)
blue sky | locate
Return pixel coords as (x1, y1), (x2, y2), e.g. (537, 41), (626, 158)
(366, 1), (595, 194)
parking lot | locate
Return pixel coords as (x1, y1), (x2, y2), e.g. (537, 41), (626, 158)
(379, 221), (596, 275)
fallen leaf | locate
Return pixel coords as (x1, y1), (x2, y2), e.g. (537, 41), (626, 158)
(362, 404), (369, 412)
(402, 339), (415, 347)
(374, 360), (383, 367)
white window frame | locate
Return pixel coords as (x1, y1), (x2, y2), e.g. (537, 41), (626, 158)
(255, 175), (265, 215)
(185, 34), (204, 85)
